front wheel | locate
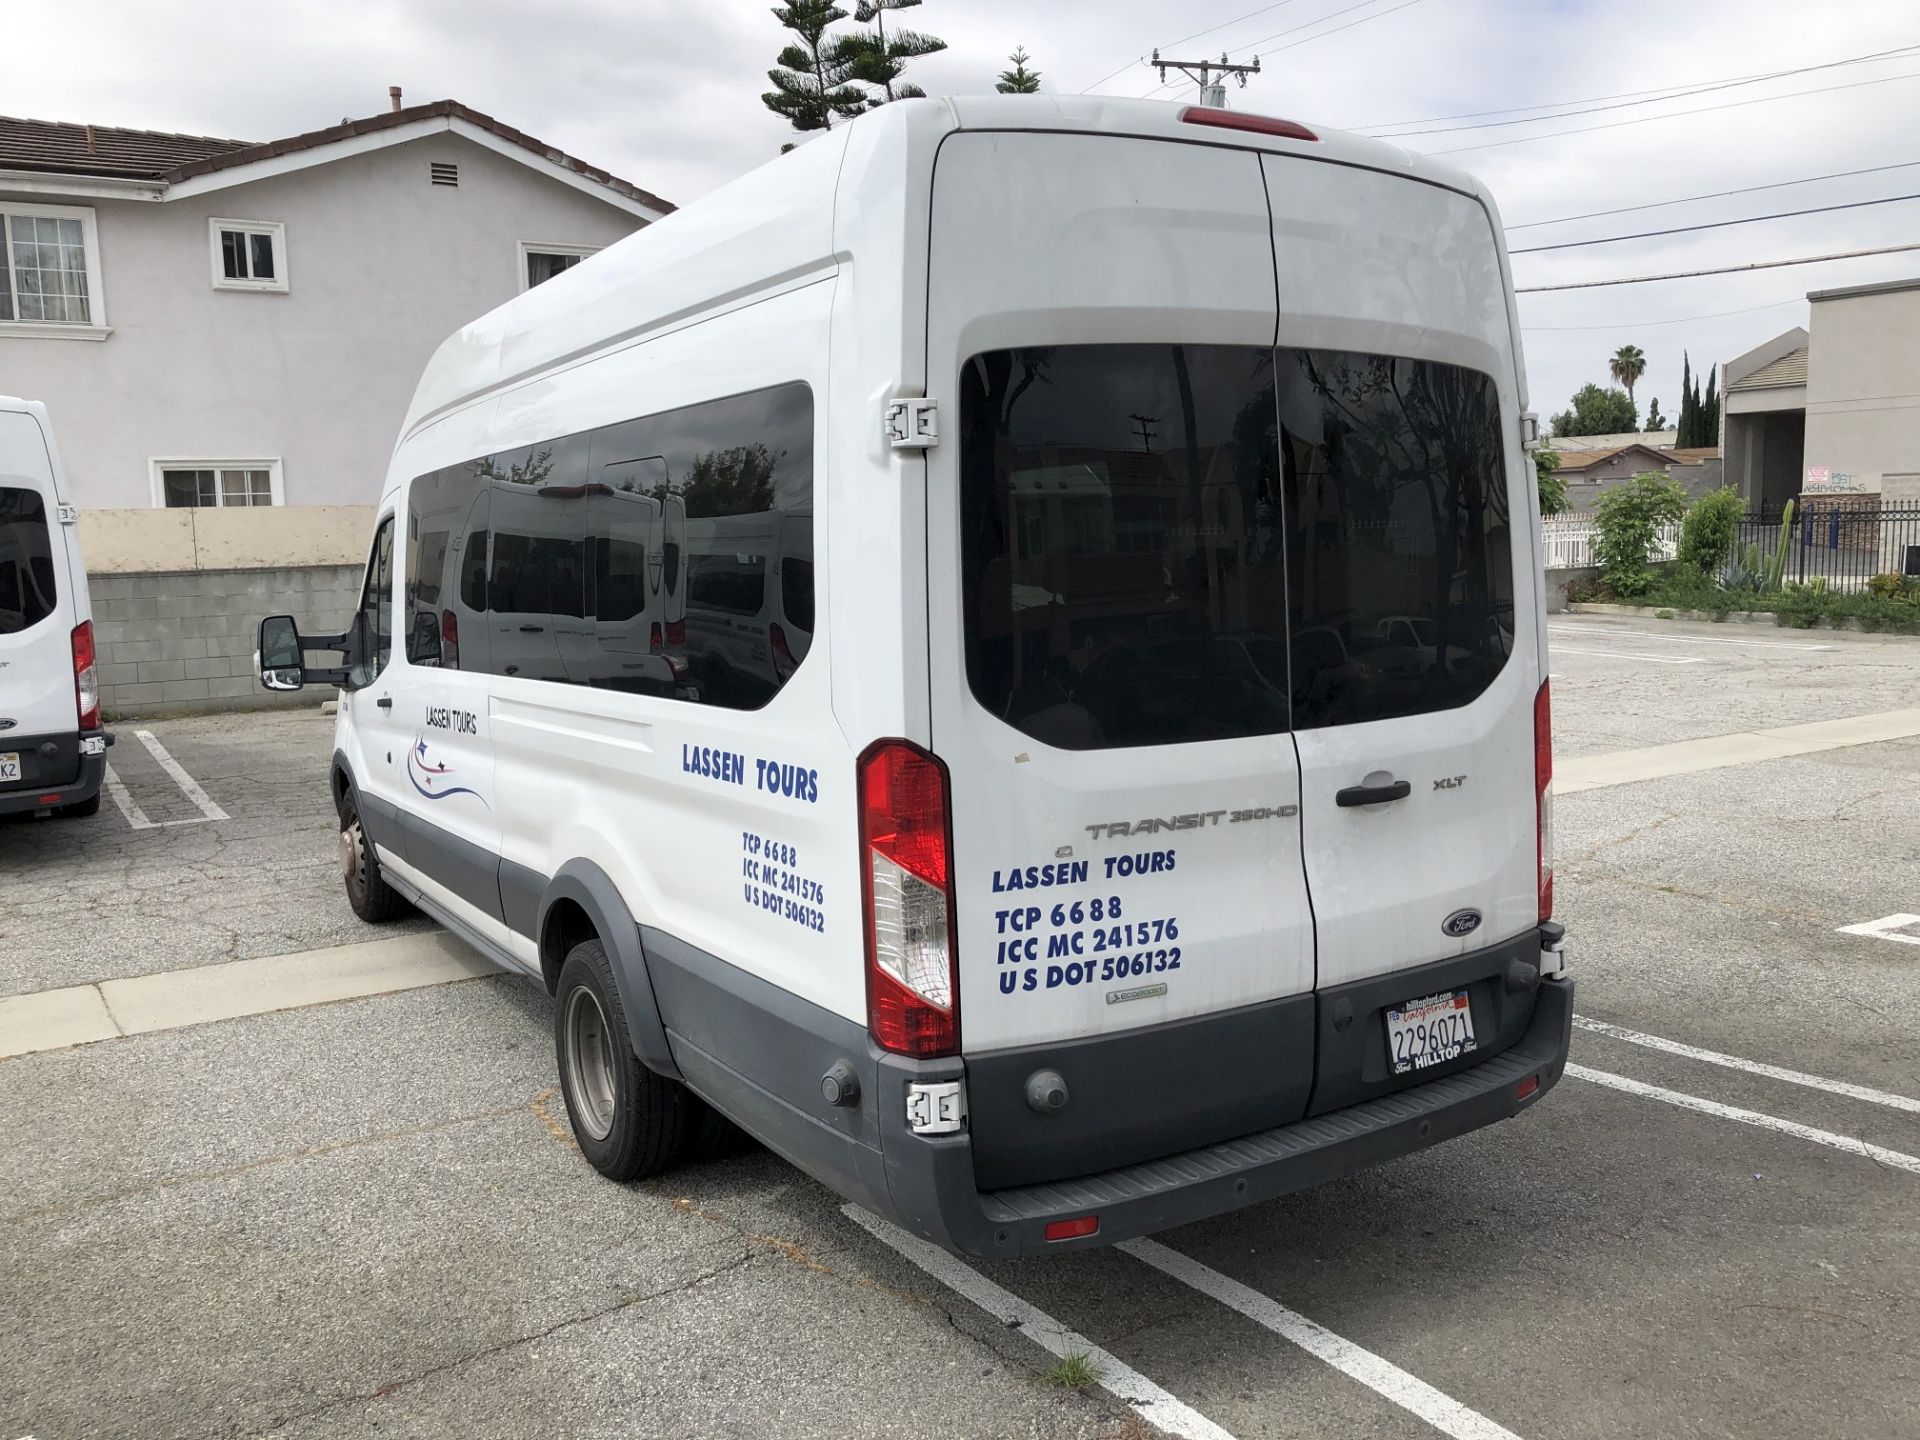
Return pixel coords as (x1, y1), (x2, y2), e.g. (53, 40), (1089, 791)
(555, 938), (692, 1180)
(339, 796), (409, 923)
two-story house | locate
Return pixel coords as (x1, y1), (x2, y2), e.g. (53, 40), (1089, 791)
(0, 93), (670, 509)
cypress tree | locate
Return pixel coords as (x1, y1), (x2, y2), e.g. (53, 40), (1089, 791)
(1703, 364), (1719, 446)
(1678, 353), (1692, 446)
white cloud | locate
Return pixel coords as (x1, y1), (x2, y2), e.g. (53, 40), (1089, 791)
(8, 0), (1912, 420)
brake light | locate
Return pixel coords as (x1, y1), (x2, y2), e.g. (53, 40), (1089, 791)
(649, 621), (663, 654)
(770, 623), (797, 682)
(72, 620), (99, 731)
(665, 618), (686, 648)
(1535, 679), (1553, 922)
(1180, 107), (1318, 141)
(859, 739), (959, 1058)
(1044, 1215), (1100, 1242)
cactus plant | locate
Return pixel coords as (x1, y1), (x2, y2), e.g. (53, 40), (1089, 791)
(1718, 498), (1794, 595)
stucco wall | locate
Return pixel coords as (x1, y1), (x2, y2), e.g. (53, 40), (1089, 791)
(79, 505), (375, 572)
(1804, 287), (1920, 495)
(0, 133), (645, 509)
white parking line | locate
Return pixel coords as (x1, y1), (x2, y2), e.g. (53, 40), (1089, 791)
(1551, 646), (1708, 666)
(135, 729), (230, 822)
(1836, 913), (1920, 948)
(101, 762), (155, 830)
(1573, 1016), (1920, 1115)
(1122, 1239), (1528, 1440)
(843, 1207), (1237, 1440)
(1549, 624), (1833, 652)
(1567, 1064), (1920, 1175)
(1557, 708), (1920, 793)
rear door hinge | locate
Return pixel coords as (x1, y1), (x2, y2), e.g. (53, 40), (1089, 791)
(56, 502), (78, 524)
(885, 398), (938, 450)
(1519, 412), (1541, 451)
(906, 1079), (966, 1135)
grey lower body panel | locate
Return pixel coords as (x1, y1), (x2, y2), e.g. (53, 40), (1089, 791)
(0, 729), (106, 816)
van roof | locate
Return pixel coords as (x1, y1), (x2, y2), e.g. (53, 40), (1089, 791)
(399, 96), (1495, 441)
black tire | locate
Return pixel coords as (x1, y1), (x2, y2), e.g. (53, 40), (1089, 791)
(554, 939), (692, 1181)
(339, 794), (409, 923)
(55, 793), (101, 818)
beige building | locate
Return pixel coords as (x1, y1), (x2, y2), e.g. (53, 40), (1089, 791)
(0, 96), (669, 508)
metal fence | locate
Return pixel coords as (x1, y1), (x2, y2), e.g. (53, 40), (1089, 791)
(1543, 506), (1920, 590)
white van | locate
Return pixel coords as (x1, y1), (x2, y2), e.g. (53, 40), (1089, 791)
(0, 397), (108, 820)
(259, 96), (1571, 1257)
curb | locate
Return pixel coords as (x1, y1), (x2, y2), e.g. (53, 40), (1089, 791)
(1563, 602), (1905, 634)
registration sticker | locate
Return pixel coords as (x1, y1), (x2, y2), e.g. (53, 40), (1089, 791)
(1385, 988), (1477, 1075)
(0, 752), (19, 784)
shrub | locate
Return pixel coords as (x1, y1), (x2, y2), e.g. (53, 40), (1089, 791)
(1593, 472), (1689, 598)
(1676, 487), (1744, 573)
(1866, 572), (1920, 602)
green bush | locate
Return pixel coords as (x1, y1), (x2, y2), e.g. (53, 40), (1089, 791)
(1592, 473), (1689, 598)
(1676, 487), (1744, 572)
(1866, 572), (1920, 601)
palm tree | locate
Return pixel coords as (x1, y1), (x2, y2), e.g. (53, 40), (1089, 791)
(1609, 344), (1647, 404)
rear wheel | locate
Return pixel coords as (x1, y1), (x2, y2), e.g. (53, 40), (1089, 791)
(54, 793), (100, 819)
(340, 795), (408, 922)
(555, 939), (692, 1180)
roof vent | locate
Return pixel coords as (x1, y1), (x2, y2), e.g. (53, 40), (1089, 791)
(430, 161), (458, 187)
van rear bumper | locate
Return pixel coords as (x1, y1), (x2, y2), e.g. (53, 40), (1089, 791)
(0, 729), (107, 815)
(880, 974), (1573, 1259)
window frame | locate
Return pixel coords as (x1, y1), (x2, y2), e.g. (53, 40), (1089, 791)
(0, 200), (108, 338)
(208, 218), (289, 293)
(148, 457), (285, 508)
(517, 241), (599, 292)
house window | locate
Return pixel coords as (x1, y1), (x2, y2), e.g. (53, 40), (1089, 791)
(0, 202), (105, 333)
(209, 220), (288, 292)
(153, 462), (282, 508)
(520, 243), (598, 291)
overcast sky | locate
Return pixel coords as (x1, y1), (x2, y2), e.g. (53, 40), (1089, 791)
(11, 0), (1920, 424)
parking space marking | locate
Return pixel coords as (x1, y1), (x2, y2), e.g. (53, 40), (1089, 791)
(1836, 913), (1920, 948)
(1122, 1239), (1527, 1440)
(1551, 646), (1709, 666)
(844, 1207), (1237, 1440)
(135, 729), (230, 822)
(1548, 624), (1834, 652)
(1567, 1064), (1920, 1175)
(1574, 1016), (1920, 1114)
(101, 762), (156, 830)
(1558, 707), (1920, 793)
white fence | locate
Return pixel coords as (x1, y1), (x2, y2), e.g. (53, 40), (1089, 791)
(1541, 514), (1679, 570)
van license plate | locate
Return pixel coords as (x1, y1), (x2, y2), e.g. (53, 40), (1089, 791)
(0, 753), (19, 784)
(1386, 988), (1476, 1075)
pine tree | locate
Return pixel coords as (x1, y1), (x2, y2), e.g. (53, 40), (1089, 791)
(763, 1), (868, 137)
(996, 46), (1042, 92)
(846, 0), (946, 104)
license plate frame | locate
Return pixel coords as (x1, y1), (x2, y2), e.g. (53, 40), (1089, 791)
(1385, 987), (1477, 1075)
(0, 752), (19, 784)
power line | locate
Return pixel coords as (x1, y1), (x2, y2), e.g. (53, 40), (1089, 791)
(1519, 299), (1807, 332)
(1236, 0), (1417, 56)
(1429, 68), (1920, 155)
(1083, 0), (1303, 95)
(1506, 160), (1920, 230)
(1255, 0), (1430, 56)
(1357, 42), (1920, 136)
(1509, 190), (1920, 254)
(1514, 242), (1920, 293)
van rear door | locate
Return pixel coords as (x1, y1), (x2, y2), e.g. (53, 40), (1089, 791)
(0, 408), (80, 796)
(924, 131), (1317, 1190)
(1260, 157), (1545, 1113)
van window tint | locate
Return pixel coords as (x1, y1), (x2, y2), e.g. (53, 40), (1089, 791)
(1277, 349), (1513, 729)
(0, 486), (57, 635)
(958, 345), (1514, 748)
(349, 516), (395, 688)
(960, 345), (1291, 750)
(407, 382), (813, 706)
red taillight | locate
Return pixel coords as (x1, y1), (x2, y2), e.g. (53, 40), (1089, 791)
(1180, 107), (1318, 141)
(439, 609), (458, 667)
(1516, 1076), (1541, 1102)
(1535, 679), (1553, 923)
(770, 623), (796, 681)
(859, 739), (959, 1058)
(649, 621), (663, 654)
(71, 620), (99, 731)
(665, 619), (686, 648)
(1044, 1215), (1100, 1243)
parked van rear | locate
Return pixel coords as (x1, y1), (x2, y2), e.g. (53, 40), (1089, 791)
(260, 96), (1570, 1258)
(0, 397), (106, 820)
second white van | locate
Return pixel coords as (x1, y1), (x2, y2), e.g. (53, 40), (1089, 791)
(259, 95), (1571, 1257)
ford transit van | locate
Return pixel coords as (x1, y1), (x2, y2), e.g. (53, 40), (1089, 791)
(259, 96), (1572, 1257)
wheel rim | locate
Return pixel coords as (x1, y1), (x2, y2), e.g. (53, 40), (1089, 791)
(564, 985), (618, 1142)
(340, 816), (366, 904)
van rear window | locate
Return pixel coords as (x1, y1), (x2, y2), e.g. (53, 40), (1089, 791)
(0, 486), (57, 635)
(958, 345), (1514, 749)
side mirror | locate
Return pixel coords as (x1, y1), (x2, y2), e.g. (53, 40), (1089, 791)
(259, 615), (306, 690)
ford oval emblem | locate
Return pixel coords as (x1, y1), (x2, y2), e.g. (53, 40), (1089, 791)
(1442, 908), (1483, 939)
(0, 717), (15, 731)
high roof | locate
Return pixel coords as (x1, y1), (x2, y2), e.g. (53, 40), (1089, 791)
(1725, 347), (1807, 392)
(0, 99), (671, 213)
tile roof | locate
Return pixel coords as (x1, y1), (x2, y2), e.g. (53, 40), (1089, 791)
(0, 116), (255, 180)
(1661, 447), (1721, 464)
(1547, 443), (1676, 472)
(1725, 347), (1807, 392)
(0, 99), (671, 213)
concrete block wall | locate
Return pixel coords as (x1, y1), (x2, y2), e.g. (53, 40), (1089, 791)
(91, 565), (360, 718)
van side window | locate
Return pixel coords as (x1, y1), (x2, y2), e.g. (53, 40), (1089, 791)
(0, 486), (57, 635)
(351, 515), (395, 687)
(411, 382), (813, 706)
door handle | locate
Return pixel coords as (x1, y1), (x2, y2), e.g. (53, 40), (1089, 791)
(1336, 779), (1410, 807)
(376, 696), (393, 711)
(519, 625), (545, 633)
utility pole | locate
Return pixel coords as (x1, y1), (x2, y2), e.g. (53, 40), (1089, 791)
(1150, 49), (1259, 107)
(1130, 413), (1161, 451)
